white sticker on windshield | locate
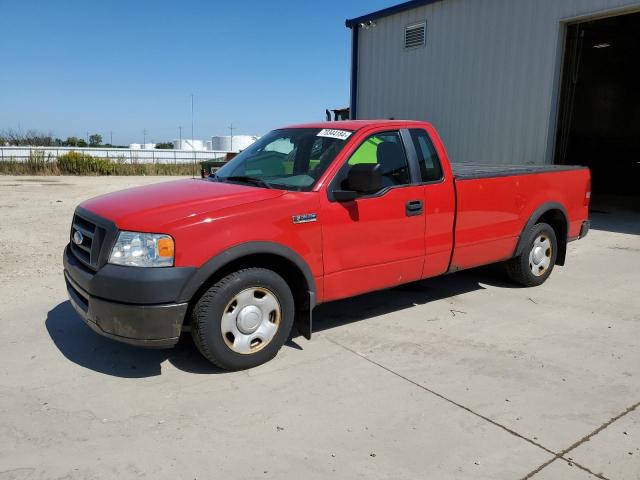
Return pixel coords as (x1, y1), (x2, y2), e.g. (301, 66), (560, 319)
(317, 128), (352, 141)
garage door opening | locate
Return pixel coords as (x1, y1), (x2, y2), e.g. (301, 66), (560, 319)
(555, 12), (640, 213)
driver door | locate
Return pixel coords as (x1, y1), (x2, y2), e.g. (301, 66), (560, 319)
(320, 130), (426, 301)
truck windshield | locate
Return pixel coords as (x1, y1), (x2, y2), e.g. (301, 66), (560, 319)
(212, 128), (352, 191)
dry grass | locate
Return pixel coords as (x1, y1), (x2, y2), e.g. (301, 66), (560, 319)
(0, 151), (199, 176)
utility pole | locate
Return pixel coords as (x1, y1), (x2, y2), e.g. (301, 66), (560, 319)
(191, 94), (195, 176)
(110, 130), (113, 145)
(178, 126), (182, 148)
(229, 123), (235, 151)
(143, 128), (147, 146)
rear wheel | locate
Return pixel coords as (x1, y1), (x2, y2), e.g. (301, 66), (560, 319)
(191, 268), (294, 370)
(506, 222), (558, 287)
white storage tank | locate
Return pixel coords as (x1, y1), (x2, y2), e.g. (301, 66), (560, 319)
(173, 139), (205, 151)
(143, 143), (156, 150)
(129, 143), (141, 150)
(211, 135), (258, 153)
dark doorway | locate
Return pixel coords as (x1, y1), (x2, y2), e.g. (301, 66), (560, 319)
(555, 12), (640, 212)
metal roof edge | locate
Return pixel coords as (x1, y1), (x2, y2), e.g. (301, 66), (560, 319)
(345, 0), (442, 28)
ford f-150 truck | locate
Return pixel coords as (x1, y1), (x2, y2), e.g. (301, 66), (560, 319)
(63, 120), (591, 370)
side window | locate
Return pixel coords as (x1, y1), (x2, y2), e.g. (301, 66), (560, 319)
(346, 131), (411, 186)
(410, 128), (443, 182)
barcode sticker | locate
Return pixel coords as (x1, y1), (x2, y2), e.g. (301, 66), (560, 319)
(317, 129), (352, 140)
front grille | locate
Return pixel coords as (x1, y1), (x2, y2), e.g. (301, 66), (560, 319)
(69, 210), (114, 270)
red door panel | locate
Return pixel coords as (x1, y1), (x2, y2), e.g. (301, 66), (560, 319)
(321, 186), (426, 301)
(412, 125), (456, 279)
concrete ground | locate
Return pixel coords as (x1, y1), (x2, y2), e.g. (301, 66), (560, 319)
(0, 175), (638, 480)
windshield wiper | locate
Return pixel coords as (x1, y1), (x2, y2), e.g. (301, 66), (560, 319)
(222, 175), (273, 189)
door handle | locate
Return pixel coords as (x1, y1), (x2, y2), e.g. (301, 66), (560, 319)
(406, 200), (423, 216)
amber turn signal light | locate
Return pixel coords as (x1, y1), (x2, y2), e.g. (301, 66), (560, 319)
(157, 237), (175, 258)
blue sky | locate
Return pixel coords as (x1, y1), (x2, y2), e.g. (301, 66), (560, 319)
(0, 0), (394, 144)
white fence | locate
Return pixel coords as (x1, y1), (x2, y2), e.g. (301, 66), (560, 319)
(0, 146), (231, 164)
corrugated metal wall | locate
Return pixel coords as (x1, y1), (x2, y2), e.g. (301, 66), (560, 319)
(355, 0), (640, 164)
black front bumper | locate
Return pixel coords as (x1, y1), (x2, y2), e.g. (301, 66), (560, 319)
(63, 245), (195, 348)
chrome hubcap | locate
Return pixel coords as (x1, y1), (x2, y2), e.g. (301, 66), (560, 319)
(529, 234), (552, 277)
(221, 287), (281, 354)
(532, 246), (545, 264)
(236, 305), (262, 334)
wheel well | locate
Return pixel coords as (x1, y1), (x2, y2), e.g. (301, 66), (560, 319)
(536, 209), (568, 265)
(184, 253), (311, 327)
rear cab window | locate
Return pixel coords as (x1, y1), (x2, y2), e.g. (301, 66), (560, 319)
(409, 128), (443, 183)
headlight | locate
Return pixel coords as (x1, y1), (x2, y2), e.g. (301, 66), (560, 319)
(109, 231), (174, 267)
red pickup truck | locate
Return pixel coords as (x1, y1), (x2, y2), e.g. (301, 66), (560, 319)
(63, 120), (591, 370)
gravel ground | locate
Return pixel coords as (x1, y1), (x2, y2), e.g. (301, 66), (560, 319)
(0, 175), (638, 480)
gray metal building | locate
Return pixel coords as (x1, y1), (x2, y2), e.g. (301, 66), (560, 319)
(346, 0), (640, 201)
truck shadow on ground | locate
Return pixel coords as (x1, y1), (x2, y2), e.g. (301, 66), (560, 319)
(45, 302), (225, 378)
(311, 264), (514, 333)
(46, 264), (515, 378)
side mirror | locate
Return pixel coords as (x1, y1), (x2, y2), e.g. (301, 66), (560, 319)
(332, 163), (384, 202)
(333, 189), (358, 202)
(347, 163), (384, 193)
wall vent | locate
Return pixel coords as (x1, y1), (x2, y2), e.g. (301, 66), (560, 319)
(405, 22), (426, 49)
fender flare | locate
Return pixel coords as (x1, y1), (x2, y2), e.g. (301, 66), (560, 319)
(513, 201), (569, 264)
(178, 241), (316, 339)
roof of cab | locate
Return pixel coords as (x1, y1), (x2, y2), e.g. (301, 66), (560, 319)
(281, 119), (429, 131)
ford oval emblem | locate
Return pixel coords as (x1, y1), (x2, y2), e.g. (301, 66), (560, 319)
(73, 230), (84, 245)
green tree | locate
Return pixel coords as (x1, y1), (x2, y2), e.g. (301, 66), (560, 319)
(155, 142), (174, 149)
(65, 137), (79, 146)
(77, 139), (88, 147)
(89, 134), (102, 147)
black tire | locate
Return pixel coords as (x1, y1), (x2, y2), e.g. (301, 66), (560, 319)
(506, 222), (558, 287)
(191, 268), (295, 370)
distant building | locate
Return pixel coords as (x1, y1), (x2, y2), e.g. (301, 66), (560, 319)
(346, 0), (640, 204)
(211, 135), (259, 153)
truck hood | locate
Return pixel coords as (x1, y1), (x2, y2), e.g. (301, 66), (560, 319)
(80, 179), (285, 230)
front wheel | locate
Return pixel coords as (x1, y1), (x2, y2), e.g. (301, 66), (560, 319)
(191, 268), (295, 370)
(506, 222), (558, 287)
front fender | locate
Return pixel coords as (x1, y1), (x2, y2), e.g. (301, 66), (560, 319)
(177, 241), (317, 340)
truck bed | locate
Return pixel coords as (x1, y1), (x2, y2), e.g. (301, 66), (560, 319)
(452, 163), (586, 180)
(449, 162), (590, 272)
